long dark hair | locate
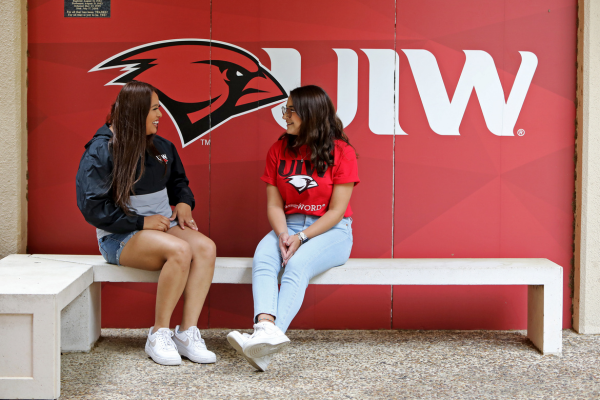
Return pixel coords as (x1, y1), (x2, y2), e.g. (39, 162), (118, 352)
(106, 81), (163, 214)
(283, 85), (356, 175)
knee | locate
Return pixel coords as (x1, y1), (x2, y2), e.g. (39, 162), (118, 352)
(167, 241), (193, 271)
(280, 260), (306, 285)
(193, 237), (217, 264)
(253, 254), (280, 276)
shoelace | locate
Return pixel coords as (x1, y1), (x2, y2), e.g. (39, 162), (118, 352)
(250, 323), (270, 339)
(184, 327), (207, 349)
(157, 330), (177, 350)
(249, 324), (262, 339)
(191, 329), (207, 349)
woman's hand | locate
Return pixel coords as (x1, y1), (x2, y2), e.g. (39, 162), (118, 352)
(278, 232), (290, 265)
(170, 203), (198, 231)
(143, 215), (171, 232)
(283, 234), (301, 265)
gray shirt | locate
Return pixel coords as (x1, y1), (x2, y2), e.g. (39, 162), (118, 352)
(96, 188), (177, 239)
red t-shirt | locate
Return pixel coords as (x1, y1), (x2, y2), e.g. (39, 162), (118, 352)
(261, 138), (360, 217)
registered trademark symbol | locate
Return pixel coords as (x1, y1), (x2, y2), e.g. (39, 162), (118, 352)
(517, 129), (525, 136)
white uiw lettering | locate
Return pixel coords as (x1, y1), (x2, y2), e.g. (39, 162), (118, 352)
(403, 50), (538, 136)
(263, 48), (538, 136)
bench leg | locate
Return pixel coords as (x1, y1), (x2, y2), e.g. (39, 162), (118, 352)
(61, 283), (101, 352)
(0, 295), (61, 399)
(527, 283), (562, 355)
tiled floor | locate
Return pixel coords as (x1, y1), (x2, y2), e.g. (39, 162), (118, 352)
(60, 329), (600, 399)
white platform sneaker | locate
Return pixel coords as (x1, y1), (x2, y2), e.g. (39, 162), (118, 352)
(227, 331), (273, 371)
(242, 322), (290, 358)
(145, 327), (182, 366)
(173, 326), (216, 364)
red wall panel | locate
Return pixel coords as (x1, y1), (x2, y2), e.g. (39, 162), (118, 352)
(27, 0), (575, 330)
(393, 286), (527, 330)
(208, 284), (391, 330)
(393, 0), (574, 329)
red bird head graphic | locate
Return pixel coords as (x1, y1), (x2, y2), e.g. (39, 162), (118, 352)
(90, 39), (287, 146)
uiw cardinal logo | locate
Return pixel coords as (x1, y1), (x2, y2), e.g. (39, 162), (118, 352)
(286, 175), (318, 194)
(90, 39), (287, 146)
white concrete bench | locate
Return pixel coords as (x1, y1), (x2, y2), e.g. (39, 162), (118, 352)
(0, 254), (563, 399)
(0, 255), (96, 400)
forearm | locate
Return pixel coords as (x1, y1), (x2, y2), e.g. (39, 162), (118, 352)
(296, 183), (354, 240)
(267, 205), (288, 237)
(301, 208), (345, 239)
(83, 201), (145, 233)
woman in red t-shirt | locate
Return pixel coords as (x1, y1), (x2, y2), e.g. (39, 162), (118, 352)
(227, 85), (359, 371)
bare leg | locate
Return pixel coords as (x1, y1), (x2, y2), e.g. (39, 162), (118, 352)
(119, 230), (192, 330)
(167, 227), (216, 330)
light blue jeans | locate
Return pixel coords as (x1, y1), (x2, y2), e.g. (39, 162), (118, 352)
(252, 213), (353, 333)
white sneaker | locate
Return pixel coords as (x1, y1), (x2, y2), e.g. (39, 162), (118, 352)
(227, 331), (273, 371)
(145, 327), (182, 366)
(173, 325), (216, 364)
(243, 322), (290, 358)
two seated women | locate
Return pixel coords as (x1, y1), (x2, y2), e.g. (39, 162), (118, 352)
(76, 82), (359, 371)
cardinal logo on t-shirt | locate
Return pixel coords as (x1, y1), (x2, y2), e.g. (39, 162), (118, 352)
(286, 175), (318, 194)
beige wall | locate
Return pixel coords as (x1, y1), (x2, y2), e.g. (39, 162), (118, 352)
(0, 0), (27, 259)
(574, 0), (600, 334)
(0, 1), (598, 332)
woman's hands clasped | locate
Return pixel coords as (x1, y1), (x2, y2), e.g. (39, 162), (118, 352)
(279, 232), (301, 266)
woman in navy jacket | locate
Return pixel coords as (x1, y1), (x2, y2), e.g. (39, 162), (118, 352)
(76, 81), (216, 366)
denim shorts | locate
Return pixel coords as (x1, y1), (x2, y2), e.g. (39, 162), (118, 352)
(98, 231), (138, 266)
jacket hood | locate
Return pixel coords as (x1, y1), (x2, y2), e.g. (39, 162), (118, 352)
(85, 124), (113, 149)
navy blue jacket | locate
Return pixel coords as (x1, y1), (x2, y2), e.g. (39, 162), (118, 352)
(76, 124), (195, 234)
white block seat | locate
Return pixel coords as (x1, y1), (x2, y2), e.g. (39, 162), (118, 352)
(0, 255), (97, 400)
(0, 254), (563, 399)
